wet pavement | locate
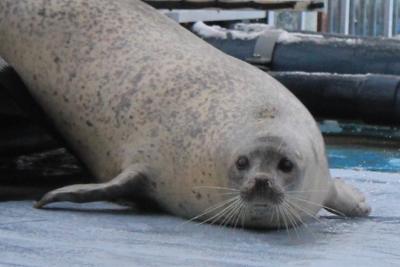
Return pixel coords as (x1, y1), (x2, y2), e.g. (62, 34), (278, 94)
(0, 167), (399, 267)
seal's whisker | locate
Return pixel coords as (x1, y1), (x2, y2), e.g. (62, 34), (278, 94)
(288, 195), (346, 217)
(192, 186), (240, 192)
(199, 198), (240, 225)
(206, 198), (240, 225)
(240, 203), (248, 229)
(270, 205), (276, 223)
(205, 203), (235, 226)
(279, 204), (290, 234)
(282, 205), (291, 235)
(278, 205), (289, 235)
(283, 180), (297, 189)
(214, 200), (243, 226)
(220, 199), (241, 227)
(282, 201), (300, 238)
(285, 197), (327, 225)
(282, 203), (298, 237)
(227, 200), (243, 227)
(288, 190), (330, 193)
(286, 199), (322, 223)
(284, 200), (305, 227)
(228, 200), (243, 228)
(286, 203), (303, 234)
(274, 205), (281, 226)
(220, 192), (240, 196)
(191, 198), (238, 222)
(275, 205), (281, 229)
(233, 201), (245, 229)
(284, 199), (318, 238)
(181, 196), (239, 226)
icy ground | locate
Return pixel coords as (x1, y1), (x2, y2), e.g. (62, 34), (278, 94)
(1, 169), (399, 267)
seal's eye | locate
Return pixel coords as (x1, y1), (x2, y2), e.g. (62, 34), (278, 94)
(236, 156), (249, 170)
(278, 158), (294, 173)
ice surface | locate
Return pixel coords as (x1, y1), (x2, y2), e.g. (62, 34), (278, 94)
(1, 169), (399, 267)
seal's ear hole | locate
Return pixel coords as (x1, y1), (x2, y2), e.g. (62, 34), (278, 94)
(277, 157), (294, 173)
(236, 156), (250, 170)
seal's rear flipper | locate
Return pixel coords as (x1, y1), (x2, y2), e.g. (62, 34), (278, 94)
(34, 165), (149, 208)
(324, 178), (371, 217)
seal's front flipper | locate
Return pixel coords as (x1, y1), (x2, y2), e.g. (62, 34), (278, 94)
(34, 165), (148, 208)
(324, 178), (371, 217)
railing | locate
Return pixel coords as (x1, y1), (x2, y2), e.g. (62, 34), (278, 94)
(327, 0), (400, 37)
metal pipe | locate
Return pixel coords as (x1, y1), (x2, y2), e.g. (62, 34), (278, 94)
(201, 29), (400, 75)
(271, 32), (400, 75)
(270, 72), (400, 125)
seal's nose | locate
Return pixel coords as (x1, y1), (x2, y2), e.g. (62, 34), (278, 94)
(254, 176), (273, 190)
(240, 175), (283, 204)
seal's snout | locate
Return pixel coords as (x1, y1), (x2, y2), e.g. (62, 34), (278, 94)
(240, 175), (284, 205)
(254, 176), (272, 189)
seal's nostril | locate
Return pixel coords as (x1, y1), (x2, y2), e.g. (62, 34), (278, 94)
(254, 176), (273, 189)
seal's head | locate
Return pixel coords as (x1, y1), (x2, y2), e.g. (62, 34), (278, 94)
(216, 129), (329, 229)
(232, 137), (299, 207)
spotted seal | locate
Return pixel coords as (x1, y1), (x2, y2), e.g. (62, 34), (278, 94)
(0, 0), (370, 229)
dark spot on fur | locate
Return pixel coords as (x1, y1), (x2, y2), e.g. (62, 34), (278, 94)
(38, 8), (46, 17)
(151, 181), (157, 188)
(195, 193), (202, 200)
(69, 71), (77, 81)
(86, 120), (93, 127)
(54, 56), (61, 64)
(256, 107), (276, 119)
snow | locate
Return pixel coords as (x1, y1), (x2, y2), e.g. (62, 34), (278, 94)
(192, 21), (269, 40)
(271, 71), (368, 78)
(192, 21), (228, 39)
(277, 31), (365, 46)
(233, 22), (275, 33)
(192, 22), (366, 47)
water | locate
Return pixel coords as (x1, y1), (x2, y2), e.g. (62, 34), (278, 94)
(327, 145), (400, 173)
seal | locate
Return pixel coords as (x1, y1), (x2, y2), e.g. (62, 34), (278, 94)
(0, 0), (370, 229)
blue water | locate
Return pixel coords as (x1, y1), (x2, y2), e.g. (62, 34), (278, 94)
(327, 145), (400, 173)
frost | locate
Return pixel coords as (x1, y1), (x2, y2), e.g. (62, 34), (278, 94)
(192, 21), (228, 39)
(192, 21), (270, 40)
